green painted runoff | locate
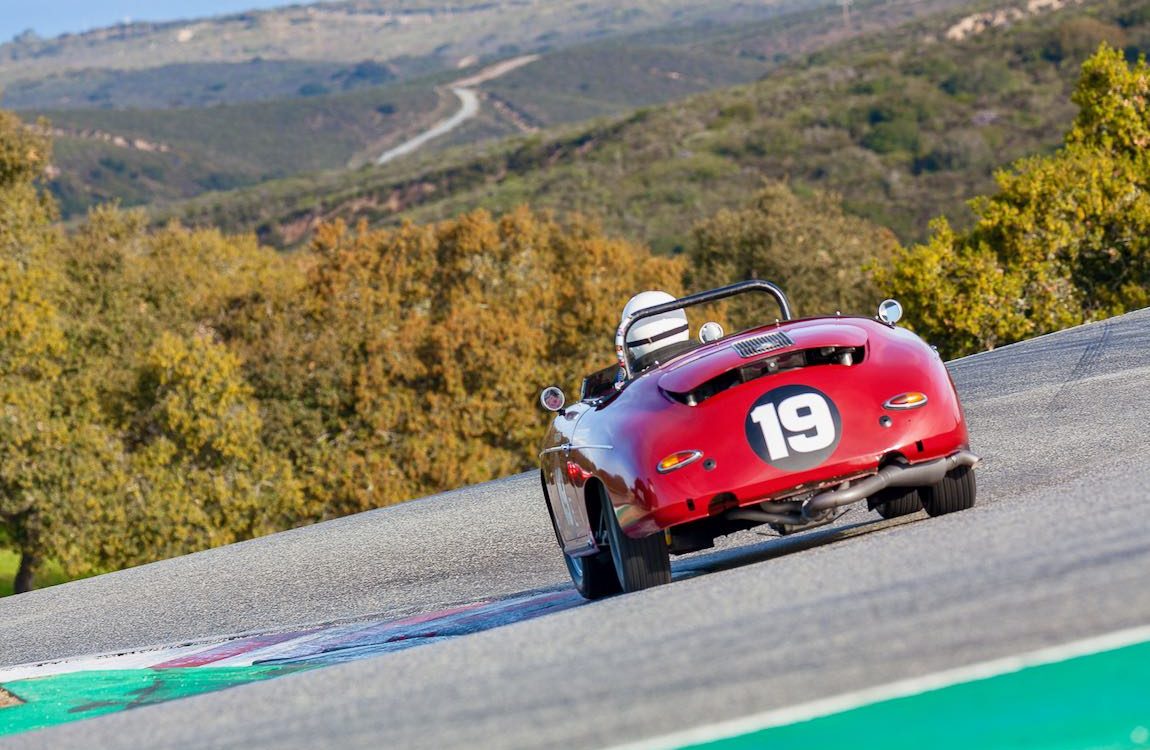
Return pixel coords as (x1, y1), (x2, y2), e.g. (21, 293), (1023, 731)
(0, 665), (311, 737)
(681, 640), (1150, 750)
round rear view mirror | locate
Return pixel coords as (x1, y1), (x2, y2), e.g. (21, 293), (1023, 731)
(540, 386), (566, 412)
(699, 321), (725, 343)
(878, 299), (903, 325)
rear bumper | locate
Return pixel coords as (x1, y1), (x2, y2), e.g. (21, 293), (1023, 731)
(729, 449), (979, 526)
(630, 449), (979, 535)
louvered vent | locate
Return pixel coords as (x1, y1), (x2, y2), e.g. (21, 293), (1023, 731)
(731, 332), (794, 358)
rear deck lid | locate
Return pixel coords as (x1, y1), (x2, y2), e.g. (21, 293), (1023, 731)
(658, 322), (868, 395)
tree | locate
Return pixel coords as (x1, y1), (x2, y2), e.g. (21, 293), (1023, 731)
(0, 111), (128, 593)
(689, 182), (897, 328)
(878, 45), (1150, 357)
(122, 331), (304, 562)
(223, 208), (683, 518)
(0, 117), (309, 590)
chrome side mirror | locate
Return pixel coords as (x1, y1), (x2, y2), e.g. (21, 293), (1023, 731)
(878, 299), (903, 325)
(540, 386), (566, 413)
(699, 321), (725, 343)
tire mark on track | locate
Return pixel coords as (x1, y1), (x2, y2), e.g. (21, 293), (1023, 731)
(1048, 319), (1112, 411)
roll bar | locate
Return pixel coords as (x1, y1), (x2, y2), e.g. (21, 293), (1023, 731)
(614, 280), (793, 381)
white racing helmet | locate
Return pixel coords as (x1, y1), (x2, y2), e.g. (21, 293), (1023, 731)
(622, 290), (689, 361)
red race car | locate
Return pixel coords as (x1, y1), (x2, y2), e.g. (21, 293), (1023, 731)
(539, 280), (978, 599)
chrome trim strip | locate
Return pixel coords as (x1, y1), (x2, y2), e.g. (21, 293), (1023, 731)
(563, 533), (599, 558)
(732, 331), (794, 358)
(538, 443), (614, 458)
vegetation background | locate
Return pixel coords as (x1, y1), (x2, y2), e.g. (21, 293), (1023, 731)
(0, 0), (1147, 594)
(162, 0), (1150, 255)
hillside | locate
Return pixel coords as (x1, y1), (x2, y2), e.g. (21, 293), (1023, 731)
(166, 0), (1149, 249)
(1, 59), (406, 111)
(0, 0), (809, 95)
(11, 0), (863, 218)
(33, 33), (774, 217)
(34, 0), (982, 221)
(41, 79), (447, 216)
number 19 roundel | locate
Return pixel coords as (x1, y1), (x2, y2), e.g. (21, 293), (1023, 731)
(745, 385), (842, 471)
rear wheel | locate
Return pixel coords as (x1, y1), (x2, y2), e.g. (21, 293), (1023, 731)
(922, 465), (976, 517)
(562, 546), (621, 600)
(542, 476), (620, 600)
(600, 487), (672, 593)
(871, 486), (923, 519)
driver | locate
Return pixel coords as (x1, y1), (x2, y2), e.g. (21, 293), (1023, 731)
(621, 291), (690, 373)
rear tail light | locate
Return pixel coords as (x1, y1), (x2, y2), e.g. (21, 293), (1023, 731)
(884, 392), (928, 410)
(657, 450), (703, 474)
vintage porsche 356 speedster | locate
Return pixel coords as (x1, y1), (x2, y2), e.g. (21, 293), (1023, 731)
(538, 280), (978, 599)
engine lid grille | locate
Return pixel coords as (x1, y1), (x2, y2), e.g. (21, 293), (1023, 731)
(731, 331), (794, 358)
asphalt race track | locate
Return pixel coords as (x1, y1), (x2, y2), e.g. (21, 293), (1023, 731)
(3, 309), (1150, 748)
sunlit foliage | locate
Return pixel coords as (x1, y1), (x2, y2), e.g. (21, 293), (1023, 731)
(1, 44), (1144, 591)
(880, 44), (1150, 357)
(690, 183), (897, 325)
(224, 210), (683, 518)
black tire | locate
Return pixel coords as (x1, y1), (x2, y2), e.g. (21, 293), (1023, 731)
(565, 549), (620, 600)
(921, 465), (977, 517)
(600, 487), (672, 593)
(542, 476), (620, 600)
(871, 486), (923, 519)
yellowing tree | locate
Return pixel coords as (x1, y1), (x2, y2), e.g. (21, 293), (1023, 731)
(880, 45), (1150, 357)
(0, 159), (311, 590)
(226, 208), (682, 518)
(0, 112), (128, 593)
(123, 331), (304, 561)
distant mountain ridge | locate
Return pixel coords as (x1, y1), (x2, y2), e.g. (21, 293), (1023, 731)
(161, 0), (1147, 250)
(15, 0), (832, 216)
(0, 0), (807, 88)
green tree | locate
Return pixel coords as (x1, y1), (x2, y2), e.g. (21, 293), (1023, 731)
(879, 45), (1150, 357)
(690, 182), (897, 327)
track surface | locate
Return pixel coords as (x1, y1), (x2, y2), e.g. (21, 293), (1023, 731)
(3, 310), (1150, 749)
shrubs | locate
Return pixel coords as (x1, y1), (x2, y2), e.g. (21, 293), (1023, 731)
(0, 44), (1144, 592)
(690, 182), (896, 320)
(0, 140), (687, 589)
(879, 44), (1150, 357)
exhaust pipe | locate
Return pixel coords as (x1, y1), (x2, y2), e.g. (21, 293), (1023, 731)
(725, 501), (837, 527)
(726, 508), (806, 525)
(801, 450), (980, 520)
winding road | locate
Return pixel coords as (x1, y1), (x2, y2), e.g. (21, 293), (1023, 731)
(376, 88), (480, 165)
(376, 55), (539, 166)
(2, 308), (1150, 748)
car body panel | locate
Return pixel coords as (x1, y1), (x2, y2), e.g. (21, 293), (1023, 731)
(657, 322), (869, 394)
(540, 314), (970, 558)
